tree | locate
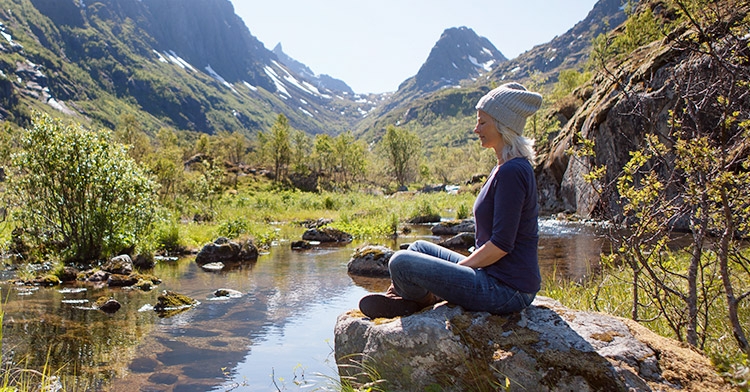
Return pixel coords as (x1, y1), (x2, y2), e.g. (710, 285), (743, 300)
(148, 127), (184, 201)
(259, 114), (291, 182)
(379, 125), (421, 188)
(312, 134), (334, 177)
(5, 114), (158, 263)
(573, 0), (750, 355)
(213, 130), (249, 188)
(114, 113), (152, 163)
(332, 131), (366, 188)
(290, 129), (312, 175)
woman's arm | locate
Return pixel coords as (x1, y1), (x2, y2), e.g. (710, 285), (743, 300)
(457, 241), (507, 269)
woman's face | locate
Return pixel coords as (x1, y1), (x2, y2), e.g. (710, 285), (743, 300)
(474, 110), (504, 151)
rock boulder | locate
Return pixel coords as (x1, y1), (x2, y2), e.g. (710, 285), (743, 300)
(195, 237), (258, 265)
(334, 296), (726, 391)
(346, 245), (394, 277)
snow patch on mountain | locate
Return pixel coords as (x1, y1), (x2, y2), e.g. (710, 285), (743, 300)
(264, 65), (291, 98)
(165, 51), (196, 72)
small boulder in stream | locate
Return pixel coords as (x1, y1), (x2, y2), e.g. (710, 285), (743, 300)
(346, 245), (393, 277)
(94, 296), (121, 314)
(102, 254), (133, 275)
(301, 227), (353, 243)
(153, 290), (198, 318)
(195, 237), (258, 265)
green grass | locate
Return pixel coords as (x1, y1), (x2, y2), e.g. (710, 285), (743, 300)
(158, 186), (477, 253)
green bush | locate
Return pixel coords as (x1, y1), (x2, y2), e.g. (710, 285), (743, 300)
(153, 218), (183, 254)
(5, 113), (158, 263)
(217, 217), (250, 239)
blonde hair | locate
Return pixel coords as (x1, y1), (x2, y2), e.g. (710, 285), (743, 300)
(495, 120), (536, 163)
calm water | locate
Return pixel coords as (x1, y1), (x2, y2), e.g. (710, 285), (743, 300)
(0, 219), (604, 392)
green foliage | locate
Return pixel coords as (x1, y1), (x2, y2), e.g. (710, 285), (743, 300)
(5, 113), (158, 263)
(378, 125), (422, 187)
(152, 218), (183, 254)
(588, 2), (671, 71)
(409, 199), (441, 223)
(259, 114), (292, 182)
(456, 204), (470, 220)
(310, 131), (367, 190)
(550, 69), (592, 101)
(217, 217), (250, 239)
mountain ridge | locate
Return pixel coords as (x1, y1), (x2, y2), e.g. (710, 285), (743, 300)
(351, 0), (626, 146)
(0, 0), (621, 143)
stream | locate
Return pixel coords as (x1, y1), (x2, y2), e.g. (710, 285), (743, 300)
(0, 219), (605, 392)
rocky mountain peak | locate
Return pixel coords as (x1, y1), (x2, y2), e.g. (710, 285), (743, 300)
(412, 26), (506, 93)
(273, 43), (354, 95)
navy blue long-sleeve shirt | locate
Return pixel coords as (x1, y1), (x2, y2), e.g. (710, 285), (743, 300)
(472, 157), (541, 293)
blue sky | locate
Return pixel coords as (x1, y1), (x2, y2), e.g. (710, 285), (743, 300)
(231, 1), (600, 94)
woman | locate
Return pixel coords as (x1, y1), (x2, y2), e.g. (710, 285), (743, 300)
(359, 82), (543, 319)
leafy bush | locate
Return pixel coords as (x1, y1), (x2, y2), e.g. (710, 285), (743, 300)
(217, 217), (250, 239)
(5, 114), (158, 263)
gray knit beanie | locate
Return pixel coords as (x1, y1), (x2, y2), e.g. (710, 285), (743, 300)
(475, 82), (543, 135)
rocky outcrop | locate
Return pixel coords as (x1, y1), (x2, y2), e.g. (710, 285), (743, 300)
(301, 227), (353, 243)
(346, 245), (393, 277)
(431, 219), (475, 235)
(334, 296), (726, 391)
(537, 1), (750, 221)
(194, 237), (259, 265)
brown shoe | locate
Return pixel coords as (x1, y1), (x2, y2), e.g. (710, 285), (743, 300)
(358, 294), (423, 319)
(359, 287), (441, 319)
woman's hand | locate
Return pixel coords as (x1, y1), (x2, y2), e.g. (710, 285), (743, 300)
(458, 241), (507, 268)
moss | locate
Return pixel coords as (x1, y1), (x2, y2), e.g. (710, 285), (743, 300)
(590, 331), (619, 343)
(35, 274), (61, 286)
(154, 290), (196, 310)
(354, 246), (388, 258)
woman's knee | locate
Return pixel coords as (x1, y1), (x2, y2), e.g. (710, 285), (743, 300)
(406, 240), (430, 252)
(388, 250), (410, 272)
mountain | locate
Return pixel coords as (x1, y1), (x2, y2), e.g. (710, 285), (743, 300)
(352, 26), (510, 146)
(486, 0), (628, 82)
(272, 43), (354, 95)
(407, 26), (506, 94)
(0, 0), (622, 150)
(0, 0), (375, 135)
(353, 0), (627, 148)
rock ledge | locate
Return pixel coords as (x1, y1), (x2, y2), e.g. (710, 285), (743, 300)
(334, 296), (726, 391)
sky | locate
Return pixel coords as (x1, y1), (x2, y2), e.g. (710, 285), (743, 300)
(231, 1), (600, 94)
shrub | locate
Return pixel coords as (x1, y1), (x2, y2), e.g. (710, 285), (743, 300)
(217, 217), (250, 239)
(5, 114), (158, 263)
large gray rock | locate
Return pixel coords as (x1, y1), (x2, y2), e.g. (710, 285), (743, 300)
(334, 296), (726, 391)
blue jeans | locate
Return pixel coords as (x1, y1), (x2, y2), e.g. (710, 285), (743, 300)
(389, 240), (536, 314)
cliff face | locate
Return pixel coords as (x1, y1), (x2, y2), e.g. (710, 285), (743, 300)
(537, 0), (750, 220)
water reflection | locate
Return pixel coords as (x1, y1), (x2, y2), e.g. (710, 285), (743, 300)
(0, 219), (605, 391)
(537, 219), (606, 282)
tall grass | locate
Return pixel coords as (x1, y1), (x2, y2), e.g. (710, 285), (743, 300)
(158, 188), (477, 252)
